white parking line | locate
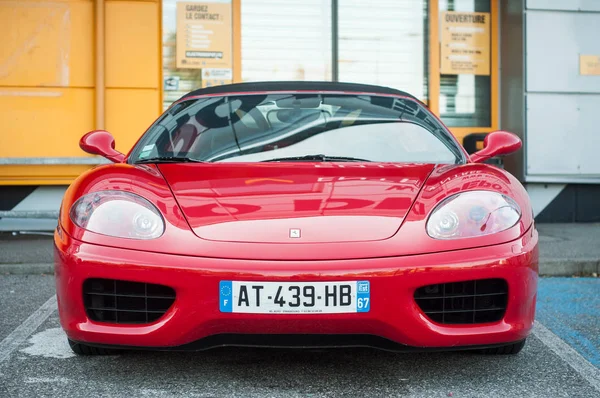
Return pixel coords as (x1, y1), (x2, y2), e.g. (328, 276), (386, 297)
(1, 296), (599, 395)
(533, 321), (600, 393)
(0, 295), (57, 364)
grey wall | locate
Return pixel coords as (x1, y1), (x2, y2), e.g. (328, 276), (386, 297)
(526, 0), (600, 12)
(523, 0), (600, 182)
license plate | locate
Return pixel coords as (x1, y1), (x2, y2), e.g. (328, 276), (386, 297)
(219, 281), (370, 314)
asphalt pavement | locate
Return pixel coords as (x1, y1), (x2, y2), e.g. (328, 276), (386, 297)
(0, 224), (599, 397)
(0, 275), (598, 397)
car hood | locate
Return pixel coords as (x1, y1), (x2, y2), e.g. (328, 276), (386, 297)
(158, 163), (434, 243)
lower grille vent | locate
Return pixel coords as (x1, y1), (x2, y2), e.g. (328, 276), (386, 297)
(414, 278), (508, 324)
(83, 278), (176, 324)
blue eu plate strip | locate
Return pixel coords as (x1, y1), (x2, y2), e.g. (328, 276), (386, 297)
(356, 280), (370, 313)
(219, 280), (233, 312)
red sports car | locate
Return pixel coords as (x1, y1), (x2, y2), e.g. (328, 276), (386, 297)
(54, 82), (538, 356)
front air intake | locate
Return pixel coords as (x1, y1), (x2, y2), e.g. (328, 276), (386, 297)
(83, 278), (176, 324)
(414, 279), (508, 324)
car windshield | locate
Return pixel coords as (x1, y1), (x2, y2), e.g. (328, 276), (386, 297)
(130, 93), (463, 164)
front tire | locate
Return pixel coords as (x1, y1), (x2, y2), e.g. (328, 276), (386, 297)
(479, 339), (526, 355)
(68, 339), (121, 356)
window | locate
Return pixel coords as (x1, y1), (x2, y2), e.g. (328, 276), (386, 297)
(161, 0), (496, 135)
(439, 0), (492, 127)
(163, 0), (231, 110)
(338, 0), (429, 101)
(241, 0), (332, 81)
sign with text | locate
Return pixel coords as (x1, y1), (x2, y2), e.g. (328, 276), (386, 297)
(580, 55), (600, 76)
(440, 11), (490, 76)
(176, 1), (232, 70)
(201, 68), (233, 88)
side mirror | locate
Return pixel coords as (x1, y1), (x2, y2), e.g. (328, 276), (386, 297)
(470, 130), (521, 163)
(80, 130), (125, 163)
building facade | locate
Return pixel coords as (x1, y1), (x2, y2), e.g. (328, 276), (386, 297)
(0, 0), (599, 230)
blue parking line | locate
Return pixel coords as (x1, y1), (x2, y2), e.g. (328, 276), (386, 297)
(536, 277), (600, 367)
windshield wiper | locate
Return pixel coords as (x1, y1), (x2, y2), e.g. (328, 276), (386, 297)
(263, 154), (371, 162)
(135, 156), (204, 164)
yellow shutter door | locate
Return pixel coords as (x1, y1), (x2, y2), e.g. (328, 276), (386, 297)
(0, 0), (162, 185)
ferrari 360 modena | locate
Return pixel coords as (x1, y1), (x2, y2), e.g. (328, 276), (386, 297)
(54, 82), (538, 355)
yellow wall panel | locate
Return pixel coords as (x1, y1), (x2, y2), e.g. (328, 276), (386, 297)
(0, 0), (94, 88)
(106, 1), (159, 89)
(4, 1), (93, 2)
(0, 87), (95, 158)
(105, 88), (160, 153)
(0, 165), (93, 185)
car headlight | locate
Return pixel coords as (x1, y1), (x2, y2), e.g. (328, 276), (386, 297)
(70, 191), (164, 239)
(426, 191), (521, 239)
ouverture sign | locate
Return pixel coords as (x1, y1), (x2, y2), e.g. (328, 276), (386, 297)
(440, 11), (491, 76)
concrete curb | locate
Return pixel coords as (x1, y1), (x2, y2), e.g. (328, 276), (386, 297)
(1, 263), (54, 275)
(2, 260), (599, 277)
(539, 259), (600, 277)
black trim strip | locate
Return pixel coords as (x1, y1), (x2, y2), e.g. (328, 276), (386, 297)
(536, 184), (600, 223)
(71, 334), (526, 353)
(0, 186), (37, 211)
(180, 81), (418, 102)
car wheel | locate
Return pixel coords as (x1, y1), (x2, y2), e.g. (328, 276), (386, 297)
(479, 339), (526, 355)
(68, 339), (120, 356)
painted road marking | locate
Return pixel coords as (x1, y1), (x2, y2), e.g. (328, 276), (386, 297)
(0, 295), (57, 365)
(536, 277), (600, 366)
(20, 328), (75, 359)
(1, 291), (599, 396)
(533, 321), (600, 393)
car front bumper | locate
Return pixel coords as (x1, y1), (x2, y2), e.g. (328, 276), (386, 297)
(54, 227), (538, 350)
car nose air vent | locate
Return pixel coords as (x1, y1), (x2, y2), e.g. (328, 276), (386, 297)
(83, 278), (176, 324)
(414, 279), (508, 324)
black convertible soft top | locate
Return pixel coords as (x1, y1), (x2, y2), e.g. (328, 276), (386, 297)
(179, 81), (418, 101)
